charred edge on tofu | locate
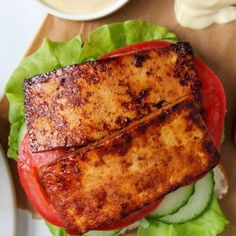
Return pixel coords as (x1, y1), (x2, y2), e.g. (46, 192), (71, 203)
(175, 42), (202, 105)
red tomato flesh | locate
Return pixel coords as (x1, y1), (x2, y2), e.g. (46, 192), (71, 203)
(195, 57), (226, 149)
(100, 40), (170, 59)
(18, 40), (226, 230)
(18, 135), (65, 226)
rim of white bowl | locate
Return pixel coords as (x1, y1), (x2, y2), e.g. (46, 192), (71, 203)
(0, 145), (16, 236)
(36, 0), (130, 21)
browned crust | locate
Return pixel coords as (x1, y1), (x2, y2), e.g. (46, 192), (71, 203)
(24, 42), (201, 152)
(38, 97), (219, 235)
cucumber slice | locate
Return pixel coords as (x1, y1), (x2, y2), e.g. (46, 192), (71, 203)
(158, 171), (214, 224)
(148, 184), (194, 218)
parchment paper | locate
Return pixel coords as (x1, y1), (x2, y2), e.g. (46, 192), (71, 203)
(1, 0), (236, 235)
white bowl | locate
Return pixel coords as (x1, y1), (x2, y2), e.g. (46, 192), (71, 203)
(0, 145), (16, 236)
(37, 0), (130, 21)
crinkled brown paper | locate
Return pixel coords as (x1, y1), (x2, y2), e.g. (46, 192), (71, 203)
(0, 0), (236, 235)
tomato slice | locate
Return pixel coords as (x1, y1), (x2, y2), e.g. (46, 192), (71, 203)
(195, 57), (226, 150)
(18, 40), (226, 230)
(18, 135), (65, 226)
(100, 40), (170, 59)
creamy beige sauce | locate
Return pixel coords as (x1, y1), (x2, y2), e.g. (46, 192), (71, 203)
(42, 0), (118, 14)
(175, 0), (236, 29)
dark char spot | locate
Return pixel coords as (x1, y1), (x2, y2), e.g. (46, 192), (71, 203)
(135, 88), (151, 104)
(115, 116), (131, 127)
(134, 53), (147, 67)
(154, 99), (167, 109)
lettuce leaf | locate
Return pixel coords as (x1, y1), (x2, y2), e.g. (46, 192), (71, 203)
(79, 20), (177, 62)
(46, 222), (68, 236)
(138, 196), (228, 236)
(5, 19), (177, 160)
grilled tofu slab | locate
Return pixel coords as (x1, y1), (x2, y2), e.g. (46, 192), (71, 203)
(38, 98), (219, 235)
(24, 42), (201, 152)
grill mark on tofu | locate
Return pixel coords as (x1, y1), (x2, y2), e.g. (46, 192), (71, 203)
(38, 97), (219, 235)
(24, 42), (201, 152)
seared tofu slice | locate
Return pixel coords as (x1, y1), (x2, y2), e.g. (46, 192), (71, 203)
(24, 42), (201, 152)
(38, 98), (219, 235)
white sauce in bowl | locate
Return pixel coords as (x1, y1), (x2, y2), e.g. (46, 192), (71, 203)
(42, 0), (118, 15)
(175, 0), (236, 29)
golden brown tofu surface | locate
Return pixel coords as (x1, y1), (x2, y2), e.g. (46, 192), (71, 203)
(24, 42), (201, 152)
(38, 98), (219, 235)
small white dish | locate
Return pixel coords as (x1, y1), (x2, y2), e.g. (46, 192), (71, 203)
(36, 0), (130, 21)
(0, 145), (16, 236)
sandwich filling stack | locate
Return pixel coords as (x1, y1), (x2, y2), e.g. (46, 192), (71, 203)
(6, 20), (228, 236)
(22, 42), (219, 235)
